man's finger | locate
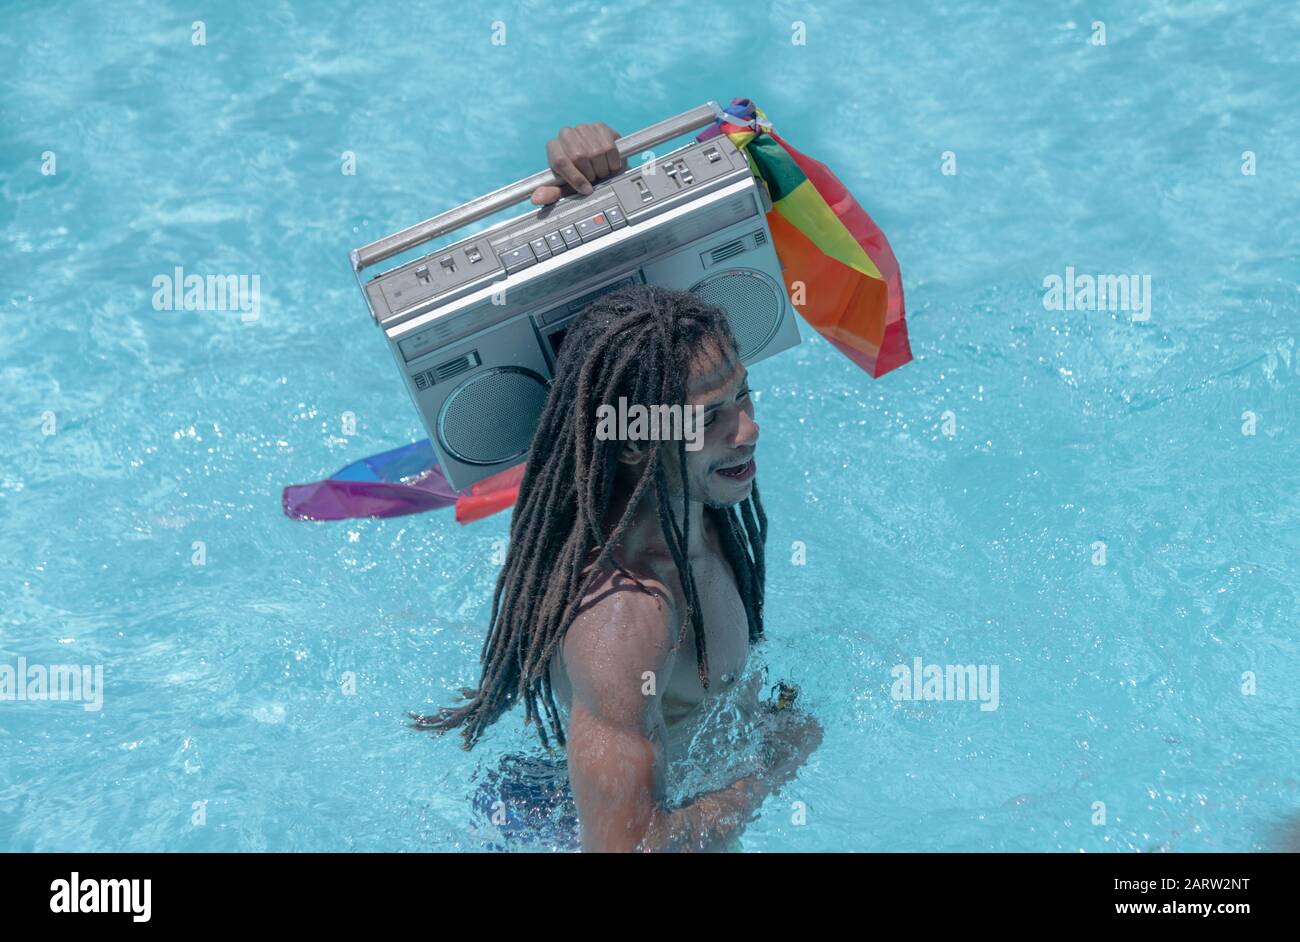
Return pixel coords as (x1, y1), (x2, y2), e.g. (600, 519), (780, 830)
(530, 184), (563, 205)
(598, 122), (626, 173)
(547, 136), (591, 194)
(557, 127), (596, 192)
(578, 125), (611, 180)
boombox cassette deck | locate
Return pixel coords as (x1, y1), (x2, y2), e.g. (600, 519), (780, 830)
(350, 103), (801, 490)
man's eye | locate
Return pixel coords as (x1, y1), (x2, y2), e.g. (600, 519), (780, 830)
(702, 388), (750, 428)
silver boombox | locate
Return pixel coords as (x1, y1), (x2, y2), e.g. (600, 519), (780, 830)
(350, 102), (801, 490)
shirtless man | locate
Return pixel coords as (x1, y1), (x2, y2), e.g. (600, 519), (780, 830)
(418, 122), (821, 851)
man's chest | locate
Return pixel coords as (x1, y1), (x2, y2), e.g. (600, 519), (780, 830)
(661, 549), (750, 719)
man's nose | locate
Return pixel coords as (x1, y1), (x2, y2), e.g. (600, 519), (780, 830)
(734, 410), (759, 449)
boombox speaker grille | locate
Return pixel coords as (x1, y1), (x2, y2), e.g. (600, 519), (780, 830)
(689, 268), (784, 361)
(438, 367), (550, 465)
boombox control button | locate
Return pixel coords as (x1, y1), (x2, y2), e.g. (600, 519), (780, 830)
(500, 244), (536, 273)
(559, 225), (582, 248)
(604, 206), (626, 228)
(528, 237), (552, 260)
(544, 231), (567, 254)
(575, 213), (611, 242)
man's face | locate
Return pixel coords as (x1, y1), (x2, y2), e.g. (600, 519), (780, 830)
(680, 342), (759, 508)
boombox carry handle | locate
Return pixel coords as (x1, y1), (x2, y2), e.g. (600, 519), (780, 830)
(350, 101), (723, 275)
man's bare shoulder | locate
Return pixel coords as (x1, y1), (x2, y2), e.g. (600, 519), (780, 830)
(562, 566), (681, 717)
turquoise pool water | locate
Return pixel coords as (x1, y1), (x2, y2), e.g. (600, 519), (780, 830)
(2, 0), (1297, 852)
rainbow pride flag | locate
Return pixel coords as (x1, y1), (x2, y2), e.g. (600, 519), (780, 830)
(283, 99), (910, 523)
(282, 439), (524, 523)
(698, 98), (910, 377)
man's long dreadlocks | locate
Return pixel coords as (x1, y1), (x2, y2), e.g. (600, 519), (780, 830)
(414, 285), (767, 750)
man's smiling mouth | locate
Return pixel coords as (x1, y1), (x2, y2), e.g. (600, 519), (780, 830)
(714, 457), (756, 481)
